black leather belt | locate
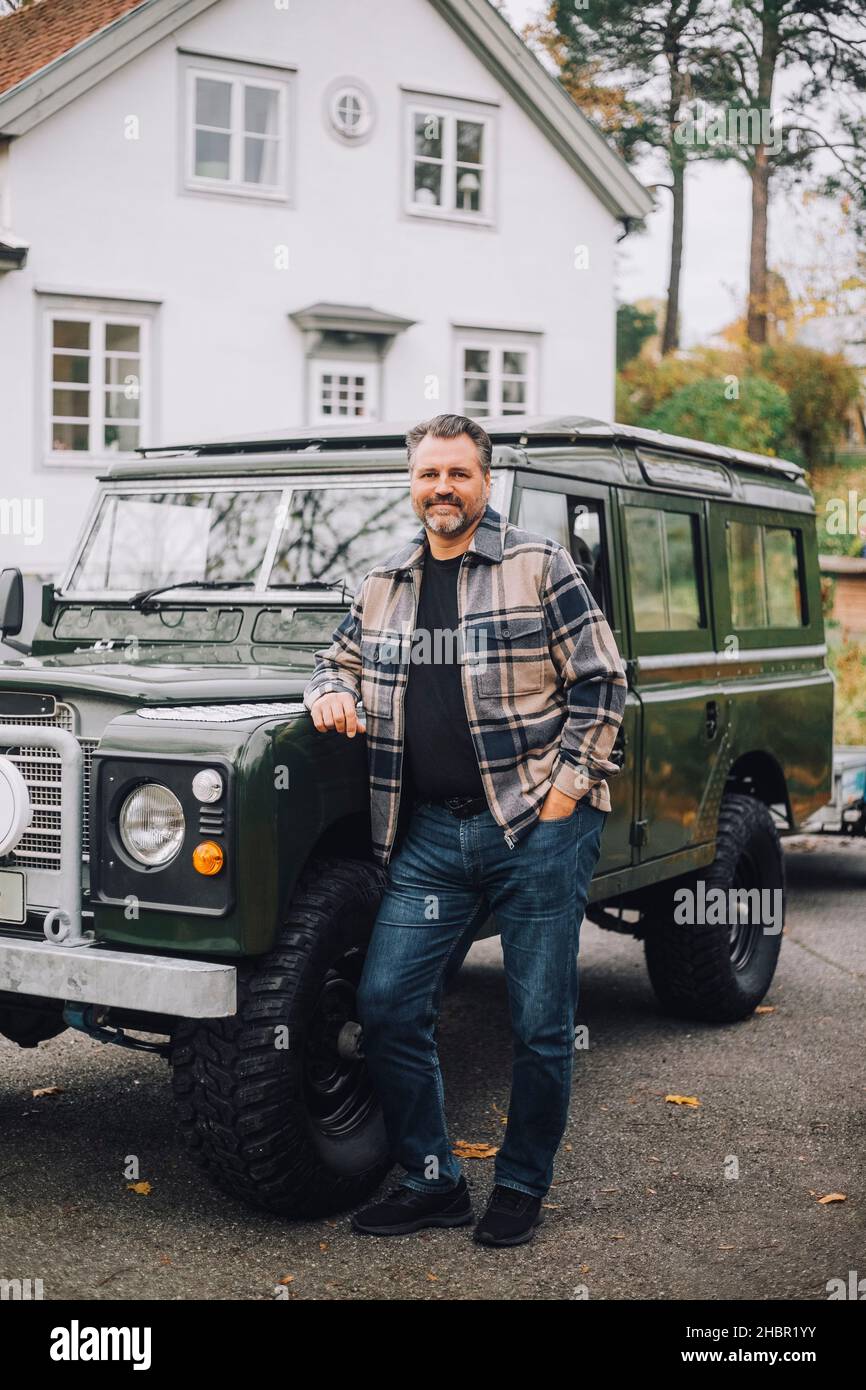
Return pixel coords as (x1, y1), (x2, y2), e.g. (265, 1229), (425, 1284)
(421, 794), (488, 819)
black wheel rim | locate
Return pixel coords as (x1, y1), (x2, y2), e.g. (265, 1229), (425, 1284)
(728, 845), (765, 970)
(304, 946), (378, 1139)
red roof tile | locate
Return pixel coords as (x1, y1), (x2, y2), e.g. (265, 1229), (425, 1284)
(0, 0), (147, 97)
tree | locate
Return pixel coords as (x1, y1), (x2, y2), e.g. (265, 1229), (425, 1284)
(541, 1), (737, 354)
(712, 0), (866, 345)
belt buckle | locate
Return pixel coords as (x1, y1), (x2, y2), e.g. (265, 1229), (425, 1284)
(444, 795), (472, 813)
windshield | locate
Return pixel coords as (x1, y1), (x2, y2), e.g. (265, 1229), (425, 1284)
(269, 486), (419, 586)
(69, 490), (278, 591)
(66, 476), (508, 594)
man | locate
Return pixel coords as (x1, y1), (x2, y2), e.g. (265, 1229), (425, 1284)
(304, 413), (627, 1247)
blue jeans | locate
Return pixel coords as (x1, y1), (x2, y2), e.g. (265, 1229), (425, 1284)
(356, 797), (607, 1199)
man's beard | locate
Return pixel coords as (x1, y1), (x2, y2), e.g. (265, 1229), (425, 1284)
(415, 495), (484, 535)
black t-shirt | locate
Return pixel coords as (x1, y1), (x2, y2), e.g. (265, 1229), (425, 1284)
(402, 549), (485, 802)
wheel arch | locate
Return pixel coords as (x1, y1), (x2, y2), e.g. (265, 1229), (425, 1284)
(277, 809), (378, 928)
(724, 750), (792, 829)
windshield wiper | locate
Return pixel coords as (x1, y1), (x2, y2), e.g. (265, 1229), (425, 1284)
(268, 578), (352, 600)
(129, 580), (256, 610)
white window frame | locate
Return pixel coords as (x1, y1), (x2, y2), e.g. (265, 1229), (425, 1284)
(454, 332), (538, 418)
(44, 307), (152, 468)
(311, 359), (379, 426)
(328, 83), (374, 141)
(184, 63), (289, 200)
(404, 98), (495, 225)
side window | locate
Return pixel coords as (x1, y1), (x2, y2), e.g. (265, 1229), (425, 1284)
(623, 505), (705, 631)
(517, 487), (611, 619)
(727, 520), (804, 628)
(567, 498), (609, 617)
(517, 487), (569, 548)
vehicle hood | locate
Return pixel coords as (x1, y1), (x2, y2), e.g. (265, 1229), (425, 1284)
(0, 643), (315, 704)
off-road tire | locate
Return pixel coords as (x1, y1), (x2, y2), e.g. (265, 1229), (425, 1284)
(170, 856), (394, 1218)
(643, 793), (785, 1023)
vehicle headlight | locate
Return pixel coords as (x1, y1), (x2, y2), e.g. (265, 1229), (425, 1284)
(119, 783), (185, 866)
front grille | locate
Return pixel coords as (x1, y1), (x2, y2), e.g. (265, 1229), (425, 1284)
(0, 704), (97, 871)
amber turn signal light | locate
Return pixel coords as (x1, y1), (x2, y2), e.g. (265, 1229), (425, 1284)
(193, 840), (224, 875)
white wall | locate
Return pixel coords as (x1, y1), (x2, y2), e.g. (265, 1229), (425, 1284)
(0, 0), (617, 583)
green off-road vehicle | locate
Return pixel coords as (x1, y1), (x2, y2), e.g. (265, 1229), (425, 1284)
(0, 415), (833, 1217)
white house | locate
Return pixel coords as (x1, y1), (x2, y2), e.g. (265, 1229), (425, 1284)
(0, 0), (652, 602)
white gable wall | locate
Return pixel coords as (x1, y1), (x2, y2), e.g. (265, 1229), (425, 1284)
(0, 0), (617, 578)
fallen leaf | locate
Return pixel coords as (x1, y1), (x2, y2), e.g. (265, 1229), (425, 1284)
(159, 1255), (172, 1266)
(452, 1140), (498, 1159)
(126, 1181), (151, 1195)
(426, 1272), (438, 1281)
(665, 1094), (701, 1107)
(32, 1086), (63, 1098)
(610, 1233), (626, 1240)
(719, 1244), (736, 1250)
(646, 1188), (657, 1195)
(817, 1193), (847, 1204)
(319, 1242), (328, 1252)
(277, 1273), (294, 1285)
(755, 1005), (776, 1014)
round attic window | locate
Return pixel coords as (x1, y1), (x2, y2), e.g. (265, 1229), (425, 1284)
(326, 81), (375, 143)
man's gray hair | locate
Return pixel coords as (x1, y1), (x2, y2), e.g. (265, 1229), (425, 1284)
(406, 413), (493, 476)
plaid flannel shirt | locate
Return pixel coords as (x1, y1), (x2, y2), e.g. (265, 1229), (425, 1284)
(302, 502), (628, 866)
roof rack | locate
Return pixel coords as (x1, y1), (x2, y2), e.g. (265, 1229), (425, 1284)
(127, 414), (804, 481)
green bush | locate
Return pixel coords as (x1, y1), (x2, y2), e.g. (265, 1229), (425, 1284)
(758, 344), (861, 469)
(617, 342), (861, 470)
(645, 376), (793, 456)
(616, 348), (735, 424)
(808, 452), (866, 557)
(826, 637), (866, 745)
(616, 304), (657, 369)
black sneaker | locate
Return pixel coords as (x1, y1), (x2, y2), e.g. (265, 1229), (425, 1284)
(473, 1184), (545, 1247)
(350, 1175), (473, 1235)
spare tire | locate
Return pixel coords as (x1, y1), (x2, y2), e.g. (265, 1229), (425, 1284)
(0, 997), (67, 1048)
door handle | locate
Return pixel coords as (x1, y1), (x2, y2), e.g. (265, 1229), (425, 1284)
(705, 699), (719, 740)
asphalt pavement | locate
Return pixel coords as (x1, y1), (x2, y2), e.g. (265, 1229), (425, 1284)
(1, 834), (864, 1301)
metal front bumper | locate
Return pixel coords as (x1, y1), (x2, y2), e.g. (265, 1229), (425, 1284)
(0, 936), (237, 1018)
